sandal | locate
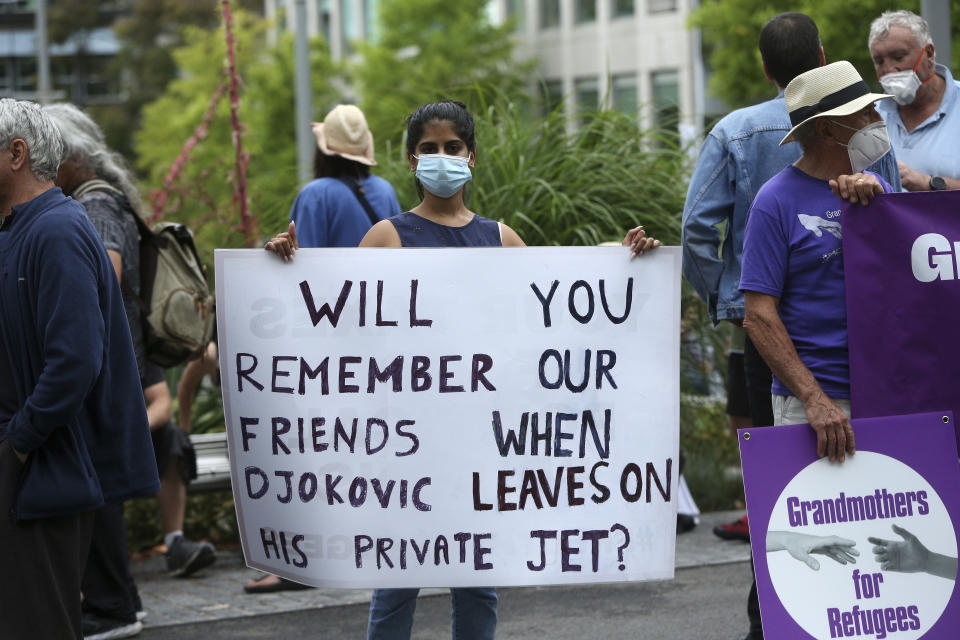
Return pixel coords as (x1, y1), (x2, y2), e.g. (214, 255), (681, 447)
(243, 573), (313, 594)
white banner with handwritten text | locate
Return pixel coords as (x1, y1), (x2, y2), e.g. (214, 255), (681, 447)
(215, 246), (680, 588)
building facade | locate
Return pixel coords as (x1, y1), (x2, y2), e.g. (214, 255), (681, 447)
(0, 0), (124, 104)
(491, 0), (705, 136)
(265, 0), (706, 136)
(264, 0), (377, 61)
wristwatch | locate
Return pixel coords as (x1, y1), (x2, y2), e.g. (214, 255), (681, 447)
(929, 176), (947, 190)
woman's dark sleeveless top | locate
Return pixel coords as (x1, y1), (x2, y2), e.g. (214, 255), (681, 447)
(390, 211), (502, 248)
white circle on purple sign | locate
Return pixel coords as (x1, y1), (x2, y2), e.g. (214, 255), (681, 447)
(766, 452), (956, 639)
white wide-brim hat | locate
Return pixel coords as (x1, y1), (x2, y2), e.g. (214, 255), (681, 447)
(780, 61), (893, 145)
(312, 104), (376, 166)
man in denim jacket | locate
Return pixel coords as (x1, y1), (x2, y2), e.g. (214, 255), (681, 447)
(680, 13), (901, 640)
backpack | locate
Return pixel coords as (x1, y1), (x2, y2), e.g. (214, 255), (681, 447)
(74, 180), (215, 367)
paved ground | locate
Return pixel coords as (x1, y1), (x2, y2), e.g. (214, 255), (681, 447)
(140, 562), (755, 639)
(133, 511), (752, 633)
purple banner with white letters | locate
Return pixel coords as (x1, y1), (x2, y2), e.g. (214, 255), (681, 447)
(843, 191), (960, 435)
(740, 412), (959, 639)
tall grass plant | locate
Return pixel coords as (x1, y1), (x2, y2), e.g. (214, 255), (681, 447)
(377, 99), (687, 246)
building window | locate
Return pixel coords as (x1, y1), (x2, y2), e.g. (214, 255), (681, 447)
(506, 0), (525, 31)
(540, 0), (560, 29)
(612, 0), (634, 18)
(340, 0), (357, 53)
(319, 0), (332, 43)
(648, 0), (677, 13)
(0, 60), (10, 93)
(15, 58), (36, 93)
(575, 0), (596, 23)
(652, 69), (679, 145)
(363, 0), (377, 41)
(51, 57), (73, 96)
(575, 76), (599, 124)
(612, 73), (638, 115)
(0, 1), (31, 13)
(541, 79), (564, 115)
(82, 56), (121, 103)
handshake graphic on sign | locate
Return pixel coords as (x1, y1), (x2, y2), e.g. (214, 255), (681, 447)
(766, 525), (958, 580)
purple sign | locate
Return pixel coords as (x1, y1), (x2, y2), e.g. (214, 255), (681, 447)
(843, 191), (960, 436)
(740, 412), (959, 639)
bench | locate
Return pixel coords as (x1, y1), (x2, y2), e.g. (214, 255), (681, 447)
(189, 432), (232, 493)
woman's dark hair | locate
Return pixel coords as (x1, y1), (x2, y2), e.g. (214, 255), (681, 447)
(313, 149), (371, 180)
(405, 100), (476, 155)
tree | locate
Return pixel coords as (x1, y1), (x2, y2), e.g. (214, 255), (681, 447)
(135, 10), (342, 258)
(353, 0), (534, 149)
(690, 0), (960, 110)
(96, 0), (261, 158)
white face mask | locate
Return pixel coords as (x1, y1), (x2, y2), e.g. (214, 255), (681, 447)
(832, 120), (892, 174)
(879, 49), (928, 105)
(880, 70), (922, 105)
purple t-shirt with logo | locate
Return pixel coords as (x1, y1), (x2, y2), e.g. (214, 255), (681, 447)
(739, 165), (892, 399)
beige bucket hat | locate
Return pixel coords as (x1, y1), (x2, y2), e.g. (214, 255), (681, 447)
(312, 104), (376, 166)
(780, 61), (893, 145)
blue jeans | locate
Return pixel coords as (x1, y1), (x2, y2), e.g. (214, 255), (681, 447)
(366, 587), (498, 640)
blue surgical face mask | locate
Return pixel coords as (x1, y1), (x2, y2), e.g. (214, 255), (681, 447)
(414, 153), (472, 198)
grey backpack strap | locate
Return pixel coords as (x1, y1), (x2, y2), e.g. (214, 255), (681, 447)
(72, 179), (123, 200)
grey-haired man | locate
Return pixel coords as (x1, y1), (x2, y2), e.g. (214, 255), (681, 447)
(0, 98), (158, 638)
(869, 9), (960, 191)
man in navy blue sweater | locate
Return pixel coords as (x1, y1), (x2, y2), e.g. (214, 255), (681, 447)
(0, 99), (159, 639)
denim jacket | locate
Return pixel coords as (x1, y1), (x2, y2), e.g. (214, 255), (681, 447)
(681, 94), (902, 324)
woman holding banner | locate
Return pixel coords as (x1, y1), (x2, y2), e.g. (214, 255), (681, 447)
(266, 99), (658, 639)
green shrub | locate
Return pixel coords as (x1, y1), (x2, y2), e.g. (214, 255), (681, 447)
(680, 394), (745, 512)
(377, 99), (687, 246)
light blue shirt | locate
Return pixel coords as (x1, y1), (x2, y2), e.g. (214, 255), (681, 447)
(877, 64), (960, 182)
(681, 94), (902, 324)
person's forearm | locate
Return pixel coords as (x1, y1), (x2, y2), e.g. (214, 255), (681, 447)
(766, 530), (791, 552)
(926, 552), (959, 580)
(9, 241), (106, 454)
(680, 141), (735, 315)
(743, 300), (822, 404)
(147, 397), (172, 430)
(681, 203), (727, 314)
(176, 361), (203, 432)
(177, 397), (193, 432)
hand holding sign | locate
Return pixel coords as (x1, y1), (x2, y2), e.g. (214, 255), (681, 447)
(265, 221), (299, 262)
(829, 172), (884, 206)
(621, 226), (660, 259)
(767, 530), (859, 571)
(802, 391), (856, 463)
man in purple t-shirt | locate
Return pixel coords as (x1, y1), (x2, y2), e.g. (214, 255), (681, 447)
(741, 61), (895, 463)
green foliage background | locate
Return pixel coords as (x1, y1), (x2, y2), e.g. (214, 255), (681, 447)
(355, 0), (534, 150)
(690, 0), (960, 108)
(375, 102), (686, 246)
(111, 2), (745, 548)
(134, 11), (342, 254)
